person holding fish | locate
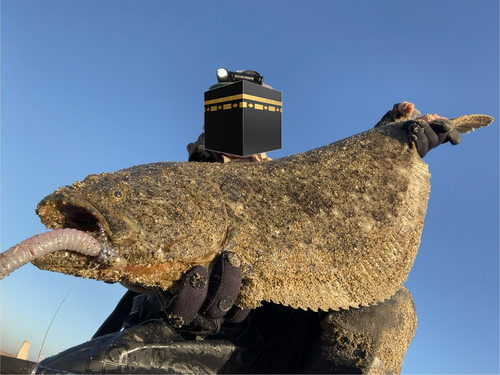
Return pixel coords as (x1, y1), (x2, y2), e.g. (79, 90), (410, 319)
(24, 70), (468, 374)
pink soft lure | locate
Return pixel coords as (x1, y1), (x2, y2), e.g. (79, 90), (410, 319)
(0, 229), (101, 279)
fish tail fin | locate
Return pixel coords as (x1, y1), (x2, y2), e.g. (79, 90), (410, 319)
(450, 114), (494, 134)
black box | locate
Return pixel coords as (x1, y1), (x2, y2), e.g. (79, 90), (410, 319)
(204, 80), (282, 157)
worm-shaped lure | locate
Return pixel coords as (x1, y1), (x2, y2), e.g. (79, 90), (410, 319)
(0, 229), (102, 280)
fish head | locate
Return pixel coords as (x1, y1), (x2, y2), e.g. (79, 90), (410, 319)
(33, 163), (229, 289)
(37, 177), (142, 247)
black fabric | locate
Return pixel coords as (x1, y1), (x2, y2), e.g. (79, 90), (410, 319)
(69, 300), (370, 374)
(202, 252), (242, 319)
(35, 320), (236, 374)
(215, 303), (326, 374)
(403, 118), (461, 158)
(430, 118), (461, 145)
(216, 303), (367, 374)
(121, 293), (173, 330)
(92, 290), (139, 339)
(406, 119), (436, 158)
(165, 265), (209, 328)
(225, 306), (251, 323)
(94, 296), (332, 373)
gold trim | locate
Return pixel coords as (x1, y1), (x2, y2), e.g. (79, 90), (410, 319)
(205, 100), (282, 113)
(205, 93), (282, 106)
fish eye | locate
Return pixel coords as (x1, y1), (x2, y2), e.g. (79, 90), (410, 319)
(109, 190), (125, 203)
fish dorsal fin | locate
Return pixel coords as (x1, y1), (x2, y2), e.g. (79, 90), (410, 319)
(450, 114), (494, 134)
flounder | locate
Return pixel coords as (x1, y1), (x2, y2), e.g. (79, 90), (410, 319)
(1, 115), (493, 311)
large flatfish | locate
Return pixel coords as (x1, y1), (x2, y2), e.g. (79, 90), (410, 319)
(1, 115), (493, 311)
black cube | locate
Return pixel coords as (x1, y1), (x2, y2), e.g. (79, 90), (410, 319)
(204, 81), (282, 157)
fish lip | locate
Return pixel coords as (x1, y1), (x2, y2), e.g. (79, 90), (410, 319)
(37, 190), (112, 238)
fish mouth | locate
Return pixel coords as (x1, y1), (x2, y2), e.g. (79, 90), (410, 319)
(34, 189), (191, 287)
(58, 203), (103, 232)
(36, 189), (133, 245)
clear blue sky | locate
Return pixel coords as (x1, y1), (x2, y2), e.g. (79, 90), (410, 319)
(1, 1), (498, 373)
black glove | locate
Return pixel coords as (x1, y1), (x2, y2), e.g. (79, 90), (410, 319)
(93, 251), (248, 339)
(374, 102), (461, 158)
(403, 117), (461, 158)
(156, 251), (250, 334)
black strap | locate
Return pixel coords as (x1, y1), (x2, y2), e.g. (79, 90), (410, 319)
(92, 290), (139, 339)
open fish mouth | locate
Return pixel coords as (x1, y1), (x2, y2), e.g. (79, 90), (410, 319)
(37, 190), (115, 240)
(0, 192), (119, 280)
(36, 187), (144, 247)
(34, 190), (150, 267)
(36, 192), (128, 266)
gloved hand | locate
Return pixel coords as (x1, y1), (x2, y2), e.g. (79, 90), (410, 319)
(375, 102), (461, 158)
(403, 114), (461, 158)
(156, 251), (250, 334)
(93, 251), (248, 339)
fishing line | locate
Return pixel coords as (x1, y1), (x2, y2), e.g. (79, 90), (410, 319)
(37, 278), (80, 363)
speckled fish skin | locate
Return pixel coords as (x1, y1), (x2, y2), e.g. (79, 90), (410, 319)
(33, 115), (493, 311)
